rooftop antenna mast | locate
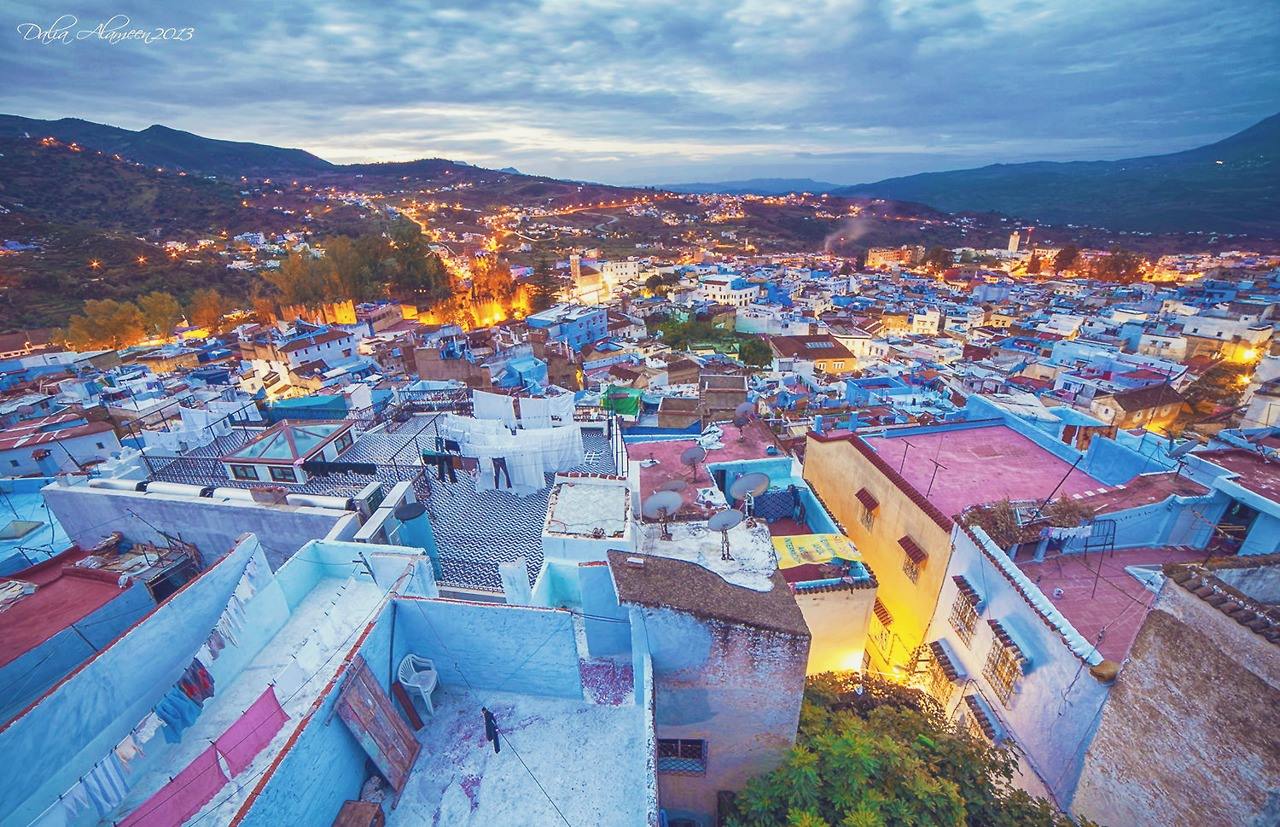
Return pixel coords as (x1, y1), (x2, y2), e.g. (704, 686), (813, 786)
(708, 508), (744, 561)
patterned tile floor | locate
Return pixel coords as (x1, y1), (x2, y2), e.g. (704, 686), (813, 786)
(150, 418), (619, 592)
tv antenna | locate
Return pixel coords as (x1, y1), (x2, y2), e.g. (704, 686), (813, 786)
(708, 508), (744, 561)
(642, 490), (684, 540)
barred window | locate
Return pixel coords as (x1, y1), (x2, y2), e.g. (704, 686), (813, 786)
(657, 739), (707, 775)
(923, 652), (954, 702)
(984, 642), (1023, 705)
(949, 592), (979, 645)
(902, 555), (921, 582)
(860, 503), (875, 530)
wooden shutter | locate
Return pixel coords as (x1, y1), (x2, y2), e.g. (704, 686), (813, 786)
(335, 655), (421, 793)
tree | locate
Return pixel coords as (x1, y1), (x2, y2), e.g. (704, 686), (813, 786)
(728, 673), (1095, 827)
(922, 246), (952, 273)
(1089, 247), (1144, 282)
(527, 254), (564, 312)
(265, 248), (330, 308)
(189, 288), (228, 332)
(739, 336), (773, 367)
(1052, 245), (1079, 273)
(387, 220), (451, 302)
(136, 291), (183, 339)
(1026, 251), (1043, 275)
(63, 299), (146, 349)
(470, 254), (515, 304)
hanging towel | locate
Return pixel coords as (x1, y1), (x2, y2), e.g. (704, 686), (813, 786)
(155, 687), (202, 743)
(81, 753), (130, 816)
(214, 686), (289, 777)
(118, 745), (228, 827)
(273, 659), (309, 700)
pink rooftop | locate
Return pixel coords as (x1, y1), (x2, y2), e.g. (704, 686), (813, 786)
(634, 420), (778, 518)
(862, 423), (1101, 519)
(1017, 546), (1207, 660)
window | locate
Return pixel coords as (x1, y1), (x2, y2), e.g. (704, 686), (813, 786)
(230, 464), (258, 481)
(95, 442), (106, 449)
(334, 431), (354, 455)
(919, 643), (958, 703)
(869, 599), (893, 656)
(949, 577), (981, 645)
(657, 739), (707, 775)
(898, 536), (927, 583)
(860, 503), (875, 530)
(9, 460), (18, 468)
(269, 466), (299, 483)
(983, 624), (1026, 706)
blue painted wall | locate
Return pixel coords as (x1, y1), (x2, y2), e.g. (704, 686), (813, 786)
(579, 563), (630, 657)
(1, 536), (257, 824)
(391, 598), (583, 699)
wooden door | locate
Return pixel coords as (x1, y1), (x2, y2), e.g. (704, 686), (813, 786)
(335, 655), (421, 792)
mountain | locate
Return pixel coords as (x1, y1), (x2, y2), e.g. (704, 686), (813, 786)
(661, 178), (838, 195)
(0, 114), (334, 178)
(833, 113), (1280, 234)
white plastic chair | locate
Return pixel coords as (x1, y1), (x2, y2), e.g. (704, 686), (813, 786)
(397, 654), (439, 716)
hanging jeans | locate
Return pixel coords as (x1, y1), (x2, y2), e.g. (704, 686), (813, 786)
(424, 450), (457, 483)
(492, 457), (512, 488)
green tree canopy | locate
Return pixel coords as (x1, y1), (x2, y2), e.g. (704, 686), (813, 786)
(63, 299), (146, 349)
(527, 254), (564, 312)
(1052, 245), (1079, 273)
(739, 336), (773, 367)
(136, 291), (183, 338)
(189, 288), (228, 332)
(728, 673), (1092, 827)
(387, 220), (452, 302)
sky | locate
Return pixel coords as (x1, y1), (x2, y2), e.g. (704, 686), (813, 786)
(3, 0), (1278, 186)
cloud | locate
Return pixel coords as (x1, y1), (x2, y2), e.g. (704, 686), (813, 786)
(2, 0), (1277, 183)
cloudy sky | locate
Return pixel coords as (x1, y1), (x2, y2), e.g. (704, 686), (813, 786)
(4, 0), (1278, 185)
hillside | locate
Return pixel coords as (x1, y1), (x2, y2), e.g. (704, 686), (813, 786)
(834, 113), (1280, 235)
(662, 178), (838, 195)
(0, 115), (334, 179)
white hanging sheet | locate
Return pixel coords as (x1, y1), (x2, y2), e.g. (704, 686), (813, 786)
(518, 396), (553, 429)
(472, 390), (517, 429)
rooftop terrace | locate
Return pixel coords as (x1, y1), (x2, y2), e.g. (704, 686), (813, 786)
(861, 422), (1102, 519)
(1016, 546), (1207, 661)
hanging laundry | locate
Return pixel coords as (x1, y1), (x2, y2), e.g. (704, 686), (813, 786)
(206, 628), (226, 659)
(472, 390), (517, 429)
(115, 733), (143, 766)
(273, 659), (309, 700)
(155, 686), (202, 743)
(214, 686), (289, 776)
(134, 712), (165, 745)
(518, 395), (553, 429)
(118, 745), (228, 827)
(548, 391), (576, 425)
(81, 752), (130, 816)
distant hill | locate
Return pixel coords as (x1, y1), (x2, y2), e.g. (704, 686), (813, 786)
(833, 113), (1280, 234)
(0, 114), (334, 178)
(661, 178), (838, 195)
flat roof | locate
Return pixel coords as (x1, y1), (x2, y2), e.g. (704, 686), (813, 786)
(609, 549), (809, 637)
(1198, 448), (1280, 504)
(0, 549), (128, 668)
(860, 422), (1101, 519)
(1016, 546), (1206, 661)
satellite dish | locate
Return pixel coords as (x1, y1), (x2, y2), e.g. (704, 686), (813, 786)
(732, 413), (749, 428)
(729, 472), (770, 501)
(394, 502), (427, 522)
(734, 401), (754, 417)
(657, 479), (689, 493)
(642, 490), (684, 540)
(680, 445), (707, 482)
(642, 490), (683, 519)
(1168, 441), (1197, 459)
(707, 508), (744, 532)
(707, 508), (744, 561)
